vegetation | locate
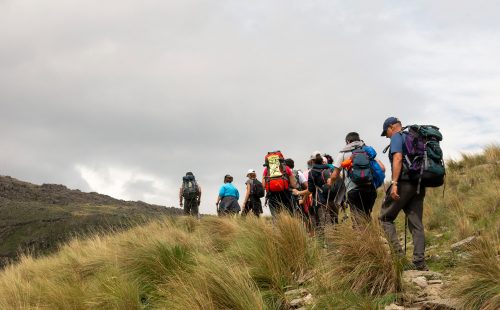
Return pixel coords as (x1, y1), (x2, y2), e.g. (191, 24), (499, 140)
(0, 146), (498, 309)
(0, 176), (182, 268)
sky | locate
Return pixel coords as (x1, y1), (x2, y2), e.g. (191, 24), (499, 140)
(1, 0), (499, 214)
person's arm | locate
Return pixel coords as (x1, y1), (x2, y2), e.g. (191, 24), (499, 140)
(391, 153), (403, 200)
(327, 168), (341, 186)
(216, 186), (225, 208)
(376, 159), (386, 172)
(289, 173), (298, 190)
(243, 183), (251, 206)
(179, 187), (183, 207)
(197, 185), (202, 205)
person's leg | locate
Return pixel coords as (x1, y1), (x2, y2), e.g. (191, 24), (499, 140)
(404, 186), (426, 267)
(183, 199), (190, 215)
(191, 200), (199, 217)
(347, 189), (365, 227)
(268, 194), (280, 218)
(379, 182), (415, 255)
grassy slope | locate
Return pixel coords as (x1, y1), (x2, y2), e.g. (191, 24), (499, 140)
(0, 176), (182, 267)
(0, 146), (498, 309)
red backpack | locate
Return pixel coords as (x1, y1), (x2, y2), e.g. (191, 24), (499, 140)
(264, 151), (289, 192)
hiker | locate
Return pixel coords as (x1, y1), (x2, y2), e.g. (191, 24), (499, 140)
(242, 169), (264, 217)
(327, 132), (385, 225)
(293, 151), (339, 236)
(379, 117), (428, 271)
(179, 172), (202, 217)
(262, 151), (298, 217)
(216, 174), (241, 216)
(285, 158), (308, 216)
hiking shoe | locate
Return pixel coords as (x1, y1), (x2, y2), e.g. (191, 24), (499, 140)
(415, 263), (429, 271)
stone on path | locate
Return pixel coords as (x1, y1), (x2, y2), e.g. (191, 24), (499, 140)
(451, 236), (477, 252)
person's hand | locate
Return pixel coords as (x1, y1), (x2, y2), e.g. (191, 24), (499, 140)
(292, 189), (299, 196)
(327, 178), (332, 187)
(390, 185), (400, 201)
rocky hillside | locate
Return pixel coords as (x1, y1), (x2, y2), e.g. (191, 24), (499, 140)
(0, 175), (182, 268)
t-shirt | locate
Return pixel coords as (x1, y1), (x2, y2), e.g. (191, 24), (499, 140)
(389, 132), (406, 167)
(296, 170), (306, 185)
(219, 183), (239, 199)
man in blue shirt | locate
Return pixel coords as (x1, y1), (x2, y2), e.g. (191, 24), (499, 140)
(380, 117), (428, 271)
(216, 174), (241, 216)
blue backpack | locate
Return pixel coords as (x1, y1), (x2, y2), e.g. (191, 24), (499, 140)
(364, 146), (385, 189)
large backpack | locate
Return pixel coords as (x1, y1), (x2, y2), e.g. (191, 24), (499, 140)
(264, 151), (289, 192)
(402, 125), (445, 189)
(349, 146), (374, 186)
(182, 175), (199, 200)
(250, 179), (265, 198)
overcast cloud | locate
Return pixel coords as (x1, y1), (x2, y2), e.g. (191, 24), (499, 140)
(1, 0), (499, 214)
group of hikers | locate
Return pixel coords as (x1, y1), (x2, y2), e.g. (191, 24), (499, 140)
(179, 117), (446, 272)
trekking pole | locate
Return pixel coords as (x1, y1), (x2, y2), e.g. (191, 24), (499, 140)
(404, 214), (408, 254)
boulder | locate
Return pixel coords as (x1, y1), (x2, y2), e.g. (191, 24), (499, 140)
(412, 276), (428, 288)
(451, 236), (477, 252)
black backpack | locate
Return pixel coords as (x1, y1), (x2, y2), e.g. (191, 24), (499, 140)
(250, 179), (265, 198)
(311, 168), (336, 202)
(182, 175), (199, 200)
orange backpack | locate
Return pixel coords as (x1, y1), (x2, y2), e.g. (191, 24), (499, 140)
(264, 151), (289, 192)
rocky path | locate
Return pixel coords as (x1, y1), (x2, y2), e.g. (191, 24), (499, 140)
(386, 270), (458, 310)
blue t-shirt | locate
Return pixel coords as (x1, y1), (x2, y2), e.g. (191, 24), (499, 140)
(219, 183), (239, 199)
(389, 132), (406, 168)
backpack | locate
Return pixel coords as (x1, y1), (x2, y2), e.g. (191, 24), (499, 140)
(264, 151), (289, 192)
(311, 167), (336, 202)
(402, 125), (445, 189)
(349, 147), (373, 186)
(250, 179), (265, 198)
(182, 175), (199, 200)
(364, 146), (385, 189)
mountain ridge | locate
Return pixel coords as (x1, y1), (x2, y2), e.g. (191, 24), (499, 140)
(0, 175), (182, 268)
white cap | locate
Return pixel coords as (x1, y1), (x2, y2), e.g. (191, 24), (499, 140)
(247, 169), (256, 175)
(310, 150), (321, 159)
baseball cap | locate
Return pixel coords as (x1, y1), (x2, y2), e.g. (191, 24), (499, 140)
(381, 117), (400, 136)
(310, 150), (321, 159)
(246, 169), (255, 175)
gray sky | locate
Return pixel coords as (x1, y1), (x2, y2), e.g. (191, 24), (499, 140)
(1, 0), (499, 214)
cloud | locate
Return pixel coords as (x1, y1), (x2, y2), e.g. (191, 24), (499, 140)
(0, 0), (498, 213)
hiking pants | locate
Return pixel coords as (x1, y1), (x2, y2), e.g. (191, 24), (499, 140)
(347, 187), (377, 225)
(183, 198), (199, 216)
(312, 200), (338, 238)
(243, 198), (262, 217)
(268, 191), (294, 218)
(219, 196), (240, 216)
(379, 182), (426, 264)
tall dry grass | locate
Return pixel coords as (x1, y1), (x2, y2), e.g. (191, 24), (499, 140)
(453, 235), (500, 310)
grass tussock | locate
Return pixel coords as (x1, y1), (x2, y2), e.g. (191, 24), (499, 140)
(322, 222), (402, 296)
(453, 235), (500, 310)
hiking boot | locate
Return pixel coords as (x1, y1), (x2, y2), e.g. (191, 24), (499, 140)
(414, 262), (429, 271)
